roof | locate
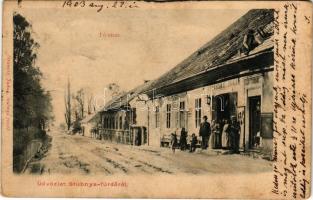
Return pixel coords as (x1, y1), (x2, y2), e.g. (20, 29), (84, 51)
(147, 48), (274, 98)
(102, 81), (153, 111)
(142, 9), (274, 95)
(81, 112), (100, 123)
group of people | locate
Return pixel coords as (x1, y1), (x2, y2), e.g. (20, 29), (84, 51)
(207, 116), (241, 153)
(169, 130), (197, 153)
(170, 115), (241, 154)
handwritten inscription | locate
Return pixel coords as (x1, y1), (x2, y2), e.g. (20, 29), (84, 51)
(5, 55), (11, 132)
(272, 3), (310, 198)
(62, 0), (139, 12)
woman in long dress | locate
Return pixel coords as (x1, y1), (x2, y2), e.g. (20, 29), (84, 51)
(221, 119), (230, 149)
(209, 120), (216, 149)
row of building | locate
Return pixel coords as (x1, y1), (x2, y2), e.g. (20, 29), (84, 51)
(81, 9), (275, 155)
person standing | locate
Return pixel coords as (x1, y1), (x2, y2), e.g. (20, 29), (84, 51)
(199, 116), (211, 149)
(170, 132), (178, 153)
(229, 116), (241, 153)
(214, 120), (221, 148)
(221, 119), (230, 149)
(209, 120), (216, 149)
(180, 128), (188, 151)
(189, 133), (198, 153)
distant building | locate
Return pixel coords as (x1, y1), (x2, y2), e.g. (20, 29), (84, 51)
(81, 112), (100, 138)
(97, 82), (152, 145)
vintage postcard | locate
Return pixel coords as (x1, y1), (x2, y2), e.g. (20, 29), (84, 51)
(1, 0), (312, 198)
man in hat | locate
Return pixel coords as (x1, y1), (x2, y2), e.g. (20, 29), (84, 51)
(199, 116), (211, 149)
(229, 115), (241, 153)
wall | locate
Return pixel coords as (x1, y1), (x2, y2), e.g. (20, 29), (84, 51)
(147, 92), (188, 147)
(260, 70), (274, 155)
(143, 70), (273, 153)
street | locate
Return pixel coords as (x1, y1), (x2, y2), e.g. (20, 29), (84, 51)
(27, 128), (272, 175)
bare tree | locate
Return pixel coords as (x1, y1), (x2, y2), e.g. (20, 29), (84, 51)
(107, 83), (124, 98)
(64, 78), (71, 130)
(87, 93), (96, 114)
(74, 88), (85, 119)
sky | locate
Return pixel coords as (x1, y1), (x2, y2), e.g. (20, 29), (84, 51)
(18, 7), (249, 124)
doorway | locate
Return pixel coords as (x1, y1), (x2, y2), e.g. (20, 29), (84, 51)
(249, 96), (261, 148)
(213, 92), (237, 122)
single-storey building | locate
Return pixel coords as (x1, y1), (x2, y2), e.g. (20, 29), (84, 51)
(139, 9), (274, 155)
(97, 81), (152, 146)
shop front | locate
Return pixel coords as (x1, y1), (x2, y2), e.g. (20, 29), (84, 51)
(206, 70), (273, 154)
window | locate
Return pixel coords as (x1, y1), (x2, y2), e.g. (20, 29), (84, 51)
(103, 117), (107, 128)
(179, 101), (186, 128)
(111, 117), (114, 129)
(131, 108), (137, 125)
(115, 117), (118, 129)
(195, 98), (202, 128)
(166, 104), (171, 128)
(119, 116), (123, 129)
(155, 106), (160, 128)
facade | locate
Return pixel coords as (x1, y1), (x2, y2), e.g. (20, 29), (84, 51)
(139, 9), (274, 155)
(145, 57), (273, 154)
(97, 82), (152, 146)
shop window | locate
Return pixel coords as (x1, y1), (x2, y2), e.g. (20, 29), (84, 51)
(195, 98), (202, 128)
(166, 104), (171, 128)
(155, 106), (160, 128)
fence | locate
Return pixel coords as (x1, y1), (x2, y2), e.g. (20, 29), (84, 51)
(99, 128), (132, 145)
(13, 139), (42, 173)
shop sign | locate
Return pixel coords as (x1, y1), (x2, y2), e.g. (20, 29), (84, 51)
(244, 76), (260, 85)
(212, 79), (239, 90)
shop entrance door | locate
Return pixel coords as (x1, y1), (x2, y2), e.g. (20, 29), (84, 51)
(249, 96), (261, 148)
(213, 92), (237, 122)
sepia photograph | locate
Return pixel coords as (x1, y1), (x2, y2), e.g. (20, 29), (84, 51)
(2, 1), (312, 198)
(13, 7), (274, 175)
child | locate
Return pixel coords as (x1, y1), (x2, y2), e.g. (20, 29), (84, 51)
(189, 133), (198, 153)
(170, 133), (178, 153)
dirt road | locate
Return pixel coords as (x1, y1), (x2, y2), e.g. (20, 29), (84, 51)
(28, 129), (272, 175)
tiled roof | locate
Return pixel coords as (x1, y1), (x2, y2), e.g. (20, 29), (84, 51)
(102, 81), (153, 111)
(142, 9), (274, 94)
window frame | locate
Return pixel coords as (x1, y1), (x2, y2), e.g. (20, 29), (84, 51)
(155, 106), (160, 128)
(195, 98), (202, 128)
(179, 101), (186, 128)
(166, 104), (171, 129)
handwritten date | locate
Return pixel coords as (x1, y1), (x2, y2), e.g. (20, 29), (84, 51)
(62, 0), (139, 12)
